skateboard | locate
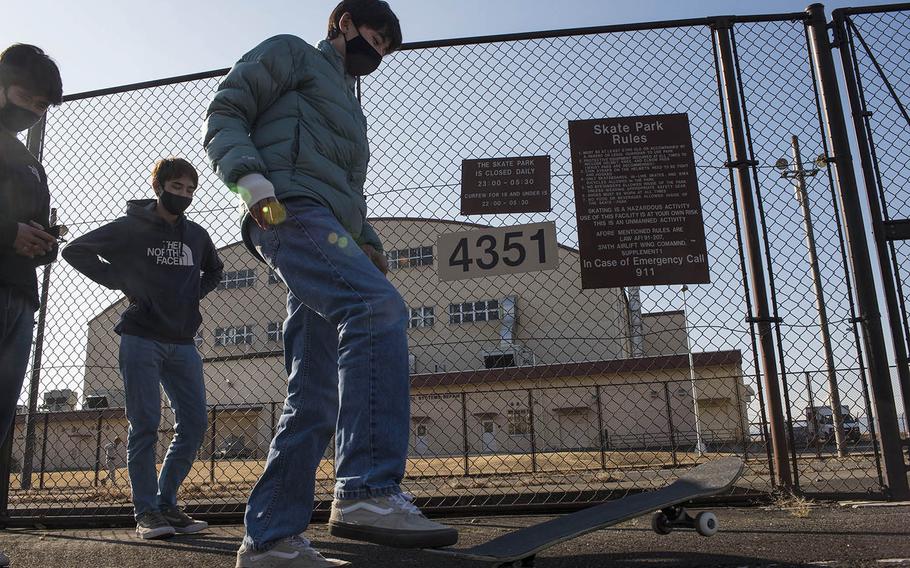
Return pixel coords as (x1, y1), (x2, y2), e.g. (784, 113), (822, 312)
(426, 456), (744, 567)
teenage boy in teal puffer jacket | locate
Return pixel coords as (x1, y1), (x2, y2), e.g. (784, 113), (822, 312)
(204, 2), (457, 566)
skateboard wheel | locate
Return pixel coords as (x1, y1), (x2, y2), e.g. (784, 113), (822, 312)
(651, 512), (673, 535)
(695, 512), (718, 537)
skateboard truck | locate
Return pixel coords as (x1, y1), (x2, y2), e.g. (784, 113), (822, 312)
(651, 505), (718, 537)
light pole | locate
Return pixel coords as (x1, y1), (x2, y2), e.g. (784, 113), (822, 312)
(775, 134), (847, 457)
(681, 285), (707, 456)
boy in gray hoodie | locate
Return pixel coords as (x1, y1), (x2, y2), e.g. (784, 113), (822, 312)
(63, 157), (223, 540)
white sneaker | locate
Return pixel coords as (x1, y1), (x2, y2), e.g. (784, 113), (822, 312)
(235, 535), (349, 567)
(329, 492), (458, 548)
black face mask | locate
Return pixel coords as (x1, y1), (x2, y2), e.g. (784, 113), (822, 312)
(158, 190), (192, 215)
(0, 90), (42, 133)
(344, 32), (382, 76)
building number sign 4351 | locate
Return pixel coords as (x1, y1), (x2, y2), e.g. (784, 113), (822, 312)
(437, 222), (560, 282)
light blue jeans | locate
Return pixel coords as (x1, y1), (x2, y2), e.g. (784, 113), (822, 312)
(0, 288), (34, 448)
(119, 333), (208, 518)
(243, 198), (410, 551)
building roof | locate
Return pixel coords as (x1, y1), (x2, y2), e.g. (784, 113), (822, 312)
(410, 350), (742, 388)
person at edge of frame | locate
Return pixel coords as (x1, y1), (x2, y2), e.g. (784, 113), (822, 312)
(0, 43), (63, 568)
(203, 1), (458, 567)
(62, 157), (224, 541)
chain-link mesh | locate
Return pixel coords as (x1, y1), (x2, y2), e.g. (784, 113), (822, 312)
(4, 11), (900, 522)
(842, 7), (910, 442)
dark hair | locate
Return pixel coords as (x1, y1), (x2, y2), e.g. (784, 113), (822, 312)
(0, 44), (63, 105)
(151, 157), (199, 190)
(327, 0), (402, 52)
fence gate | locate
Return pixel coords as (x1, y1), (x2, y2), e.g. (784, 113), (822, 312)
(3, 3), (908, 526)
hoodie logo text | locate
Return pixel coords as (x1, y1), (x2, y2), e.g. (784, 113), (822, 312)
(147, 240), (194, 266)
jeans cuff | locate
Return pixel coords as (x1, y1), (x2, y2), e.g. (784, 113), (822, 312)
(334, 484), (401, 500)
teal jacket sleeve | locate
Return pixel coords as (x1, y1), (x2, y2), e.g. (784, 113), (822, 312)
(203, 35), (312, 192)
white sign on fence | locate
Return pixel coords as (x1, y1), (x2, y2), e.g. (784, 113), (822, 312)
(437, 221), (560, 282)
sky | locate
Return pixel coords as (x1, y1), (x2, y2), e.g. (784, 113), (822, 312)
(0, 0), (895, 96)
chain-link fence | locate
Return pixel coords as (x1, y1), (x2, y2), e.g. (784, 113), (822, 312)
(4, 5), (908, 524)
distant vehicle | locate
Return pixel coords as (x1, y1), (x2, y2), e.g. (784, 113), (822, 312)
(215, 435), (254, 460)
(805, 405), (861, 445)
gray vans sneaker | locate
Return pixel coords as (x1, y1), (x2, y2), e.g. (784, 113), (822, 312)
(135, 511), (176, 540)
(235, 535), (349, 567)
(160, 505), (208, 534)
(328, 492), (458, 548)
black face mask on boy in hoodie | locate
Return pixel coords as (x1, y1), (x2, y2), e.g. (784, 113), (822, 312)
(158, 189), (192, 216)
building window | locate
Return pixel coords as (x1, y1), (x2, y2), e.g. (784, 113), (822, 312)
(217, 269), (256, 290)
(214, 325), (255, 346)
(484, 353), (516, 369)
(268, 268), (282, 285)
(387, 246), (433, 270)
(507, 408), (530, 436)
(448, 300), (499, 324)
(408, 306), (435, 329)
(267, 322), (283, 343)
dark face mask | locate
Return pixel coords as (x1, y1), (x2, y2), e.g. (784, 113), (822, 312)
(158, 190), (192, 215)
(344, 32), (382, 76)
(0, 89), (42, 133)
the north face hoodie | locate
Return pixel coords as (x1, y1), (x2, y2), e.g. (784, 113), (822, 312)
(62, 199), (224, 343)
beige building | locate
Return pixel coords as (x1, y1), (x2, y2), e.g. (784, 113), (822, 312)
(17, 218), (749, 473)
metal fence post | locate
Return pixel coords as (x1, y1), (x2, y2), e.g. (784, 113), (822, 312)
(663, 383), (679, 468)
(20, 206), (55, 490)
(832, 7), (910, 433)
(713, 18), (793, 490)
(39, 413), (49, 490)
(209, 405), (217, 485)
(595, 385), (606, 470)
(93, 413), (103, 487)
(528, 389), (537, 474)
(806, 2), (910, 500)
(461, 392), (469, 476)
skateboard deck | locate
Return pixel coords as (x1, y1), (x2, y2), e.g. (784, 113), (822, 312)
(427, 456), (744, 566)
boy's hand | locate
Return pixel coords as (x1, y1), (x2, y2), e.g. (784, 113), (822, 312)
(361, 244), (389, 275)
(249, 198), (287, 229)
(14, 221), (56, 258)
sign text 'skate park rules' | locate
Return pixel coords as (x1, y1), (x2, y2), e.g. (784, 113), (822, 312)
(568, 113), (710, 289)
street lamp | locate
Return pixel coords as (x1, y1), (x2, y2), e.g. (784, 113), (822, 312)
(777, 134), (848, 458)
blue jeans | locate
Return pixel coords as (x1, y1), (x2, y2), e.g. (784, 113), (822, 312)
(243, 198), (410, 551)
(119, 334), (208, 517)
(0, 288), (34, 448)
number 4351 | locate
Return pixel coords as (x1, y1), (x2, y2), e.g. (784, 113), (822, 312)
(449, 229), (547, 272)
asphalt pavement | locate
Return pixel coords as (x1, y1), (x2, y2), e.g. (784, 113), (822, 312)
(0, 502), (908, 567)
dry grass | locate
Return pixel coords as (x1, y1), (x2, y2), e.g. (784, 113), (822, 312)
(8, 449), (718, 500)
(771, 493), (813, 518)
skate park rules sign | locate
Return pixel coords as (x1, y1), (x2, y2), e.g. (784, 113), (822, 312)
(568, 113), (710, 289)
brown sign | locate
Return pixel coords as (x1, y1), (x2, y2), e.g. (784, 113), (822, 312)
(569, 113), (710, 289)
(461, 156), (551, 215)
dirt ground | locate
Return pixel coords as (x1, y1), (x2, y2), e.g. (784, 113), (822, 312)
(0, 501), (907, 567)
